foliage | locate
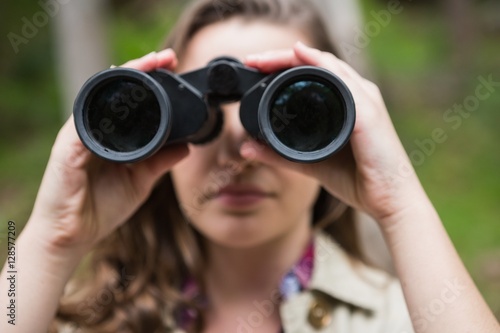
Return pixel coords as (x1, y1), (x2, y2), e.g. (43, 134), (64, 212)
(0, 0), (498, 318)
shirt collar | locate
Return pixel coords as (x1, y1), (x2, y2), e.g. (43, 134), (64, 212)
(179, 230), (385, 328)
(279, 238), (314, 300)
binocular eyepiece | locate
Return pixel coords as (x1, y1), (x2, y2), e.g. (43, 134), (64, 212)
(73, 56), (355, 163)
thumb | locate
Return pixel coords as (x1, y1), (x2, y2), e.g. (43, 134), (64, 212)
(128, 144), (190, 193)
(240, 139), (356, 205)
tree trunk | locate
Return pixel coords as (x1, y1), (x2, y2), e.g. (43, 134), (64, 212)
(54, 0), (110, 118)
(443, 0), (476, 65)
(311, 0), (373, 78)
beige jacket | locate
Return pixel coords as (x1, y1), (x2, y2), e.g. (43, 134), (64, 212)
(60, 231), (414, 333)
(277, 231), (414, 333)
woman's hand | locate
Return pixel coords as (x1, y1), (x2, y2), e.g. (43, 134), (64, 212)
(29, 49), (189, 256)
(243, 43), (500, 333)
(242, 42), (427, 228)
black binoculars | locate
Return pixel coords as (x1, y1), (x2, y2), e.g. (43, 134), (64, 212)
(73, 56), (355, 163)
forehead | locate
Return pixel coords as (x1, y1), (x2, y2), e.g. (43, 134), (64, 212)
(177, 18), (309, 73)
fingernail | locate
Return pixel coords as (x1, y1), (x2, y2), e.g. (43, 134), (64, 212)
(144, 51), (157, 58)
(240, 141), (253, 154)
(296, 41), (307, 48)
(297, 41), (315, 50)
(158, 48), (174, 60)
(245, 54), (260, 62)
(110, 64), (116, 68)
(296, 41), (320, 54)
(241, 140), (264, 157)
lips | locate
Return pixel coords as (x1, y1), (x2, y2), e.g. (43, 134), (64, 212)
(212, 184), (273, 207)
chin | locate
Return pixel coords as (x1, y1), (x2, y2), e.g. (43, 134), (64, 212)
(212, 235), (266, 249)
(196, 213), (281, 249)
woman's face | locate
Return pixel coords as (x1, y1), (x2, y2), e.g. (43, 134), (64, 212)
(171, 19), (320, 248)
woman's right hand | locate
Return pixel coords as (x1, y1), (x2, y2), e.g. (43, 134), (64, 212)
(29, 49), (189, 256)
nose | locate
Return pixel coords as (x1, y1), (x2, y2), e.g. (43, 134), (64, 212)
(215, 102), (251, 168)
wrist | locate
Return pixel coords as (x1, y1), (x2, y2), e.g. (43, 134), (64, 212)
(0, 217), (88, 333)
(373, 178), (435, 231)
(22, 215), (89, 271)
(376, 188), (438, 236)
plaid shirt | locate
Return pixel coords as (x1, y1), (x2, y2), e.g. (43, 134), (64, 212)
(179, 239), (315, 332)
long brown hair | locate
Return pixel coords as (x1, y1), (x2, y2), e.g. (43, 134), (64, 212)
(52, 0), (360, 332)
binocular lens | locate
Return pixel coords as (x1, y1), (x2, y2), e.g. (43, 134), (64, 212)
(84, 78), (161, 153)
(269, 80), (344, 152)
(74, 61), (354, 164)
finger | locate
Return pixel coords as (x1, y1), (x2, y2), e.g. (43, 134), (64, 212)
(244, 49), (303, 73)
(50, 115), (93, 170)
(128, 144), (190, 195)
(120, 49), (177, 72)
(294, 42), (374, 91)
(294, 42), (389, 121)
(241, 139), (357, 204)
(292, 41), (325, 67)
(156, 48), (178, 70)
(240, 139), (353, 180)
(121, 51), (158, 71)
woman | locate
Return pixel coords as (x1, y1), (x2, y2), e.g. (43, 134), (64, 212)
(0, 0), (498, 332)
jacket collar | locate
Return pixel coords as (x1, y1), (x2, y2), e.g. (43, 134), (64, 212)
(308, 230), (389, 311)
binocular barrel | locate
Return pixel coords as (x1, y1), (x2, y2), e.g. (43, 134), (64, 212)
(73, 57), (355, 163)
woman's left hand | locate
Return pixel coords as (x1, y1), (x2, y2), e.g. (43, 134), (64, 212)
(241, 42), (427, 228)
(243, 43), (500, 333)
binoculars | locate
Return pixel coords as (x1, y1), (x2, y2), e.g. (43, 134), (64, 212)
(73, 56), (355, 163)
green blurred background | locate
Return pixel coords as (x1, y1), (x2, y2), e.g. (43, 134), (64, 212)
(0, 0), (499, 319)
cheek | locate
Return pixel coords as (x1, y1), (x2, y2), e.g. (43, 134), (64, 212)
(278, 171), (321, 213)
(172, 144), (213, 180)
(171, 145), (219, 215)
(170, 148), (211, 211)
(170, 168), (194, 218)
